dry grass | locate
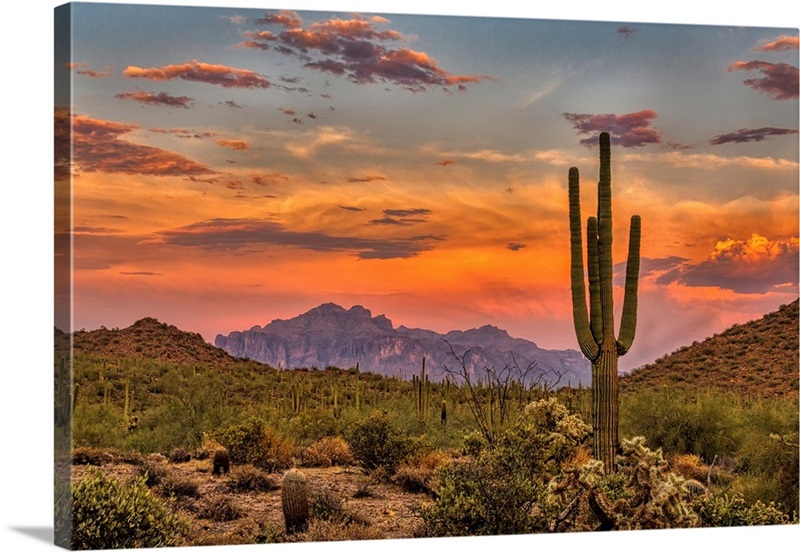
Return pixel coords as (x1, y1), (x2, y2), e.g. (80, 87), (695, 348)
(392, 449), (452, 493)
(301, 436), (355, 467)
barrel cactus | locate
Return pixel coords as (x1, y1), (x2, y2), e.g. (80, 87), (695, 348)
(281, 468), (309, 534)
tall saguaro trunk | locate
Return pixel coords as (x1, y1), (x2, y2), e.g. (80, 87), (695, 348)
(568, 132), (641, 474)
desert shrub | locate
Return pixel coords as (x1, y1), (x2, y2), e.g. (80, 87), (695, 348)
(421, 398), (590, 536)
(160, 475), (200, 498)
(199, 496), (243, 522)
(215, 417), (295, 472)
(301, 436), (354, 467)
(695, 492), (791, 526)
(72, 447), (115, 466)
(136, 459), (168, 487)
(669, 453), (709, 482)
(392, 449), (452, 493)
(72, 468), (186, 549)
(346, 411), (413, 475)
(310, 487), (345, 522)
(195, 435), (226, 460)
(168, 448), (191, 463)
(461, 430), (486, 457)
(227, 465), (279, 493)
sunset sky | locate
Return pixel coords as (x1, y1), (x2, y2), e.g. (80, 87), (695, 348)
(55, 2), (799, 372)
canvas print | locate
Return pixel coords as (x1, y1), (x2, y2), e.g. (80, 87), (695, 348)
(54, 2), (799, 549)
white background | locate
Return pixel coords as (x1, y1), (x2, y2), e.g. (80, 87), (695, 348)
(1, 1), (798, 551)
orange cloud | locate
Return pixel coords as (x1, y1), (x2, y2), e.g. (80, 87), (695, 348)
(754, 35), (799, 52)
(251, 173), (289, 185)
(347, 175), (386, 183)
(67, 62), (111, 77)
(656, 234), (799, 294)
(216, 139), (250, 151)
(124, 60), (271, 89)
(56, 108), (214, 177)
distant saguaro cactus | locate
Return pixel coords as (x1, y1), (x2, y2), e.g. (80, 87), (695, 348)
(568, 131), (641, 474)
(281, 468), (309, 534)
(413, 357), (431, 423)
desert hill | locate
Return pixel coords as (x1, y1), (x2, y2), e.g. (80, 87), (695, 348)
(621, 300), (799, 398)
(58, 317), (252, 369)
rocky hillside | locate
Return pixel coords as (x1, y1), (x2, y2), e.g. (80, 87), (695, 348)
(215, 303), (591, 387)
(58, 317), (251, 368)
(621, 300), (799, 398)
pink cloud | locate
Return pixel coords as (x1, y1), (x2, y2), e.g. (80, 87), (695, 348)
(240, 11), (490, 92)
(124, 60), (270, 89)
(562, 110), (661, 147)
(728, 60), (798, 100)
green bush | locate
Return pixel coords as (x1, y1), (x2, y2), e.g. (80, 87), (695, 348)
(346, 411), (412, 474)
(622, 389), (799, 514)
(72, 468), (186, 549)
(73, 404), (126, 449)
(421, 398), (590, 536)
(620, 389), (741, 460)
(215, 417), (295, 472)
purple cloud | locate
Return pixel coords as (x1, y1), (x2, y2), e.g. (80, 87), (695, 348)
(709, 127), (799, 145)
(563, 110), (661, 148)
(728, 60), (798, 100)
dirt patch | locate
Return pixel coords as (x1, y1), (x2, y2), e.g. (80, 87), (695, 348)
(72, 457), (431, 545)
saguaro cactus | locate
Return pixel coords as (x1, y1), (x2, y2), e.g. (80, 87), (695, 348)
(568, 131), (641, 474)
(413, 357), (431, 423)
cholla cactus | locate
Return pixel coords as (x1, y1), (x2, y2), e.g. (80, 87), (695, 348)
(281, 468), (309, 534)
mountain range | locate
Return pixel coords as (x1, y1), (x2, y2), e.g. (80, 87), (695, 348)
(214, 303), (591, 387)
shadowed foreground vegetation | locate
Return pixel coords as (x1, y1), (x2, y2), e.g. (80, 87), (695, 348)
(59, 307), (799, 547)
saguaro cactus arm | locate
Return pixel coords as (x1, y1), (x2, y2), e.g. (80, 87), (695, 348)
(587, 216), (602, 342)
(617, 215), (641, 355)
(568, 167), (599, 361)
